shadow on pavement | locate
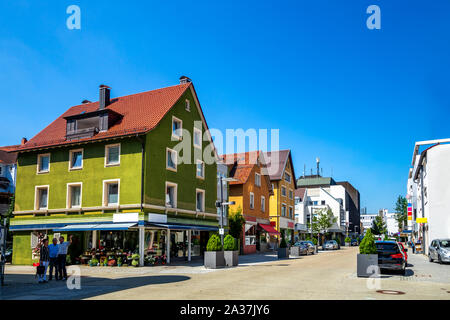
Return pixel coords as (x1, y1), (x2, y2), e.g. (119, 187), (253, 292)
(379, 268), (415, 278)
(0, 273), (190, 300)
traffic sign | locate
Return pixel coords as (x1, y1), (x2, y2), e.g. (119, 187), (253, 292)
(219, 228), (224, 235)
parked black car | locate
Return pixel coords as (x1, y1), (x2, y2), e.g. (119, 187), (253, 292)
(375, 241), (406, 275)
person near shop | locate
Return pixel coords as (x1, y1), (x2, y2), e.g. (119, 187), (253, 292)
(48, 238), (60, 280)
(57, 235), (72, 281)
(38, 238), (50, 283)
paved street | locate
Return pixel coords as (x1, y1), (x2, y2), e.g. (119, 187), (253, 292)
(1, 247), (449, 300)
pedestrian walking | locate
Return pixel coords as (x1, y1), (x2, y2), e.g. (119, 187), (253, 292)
(38, 238), (50, 283)
(48, 238), (60, 280)
(57, 235), (72, 281)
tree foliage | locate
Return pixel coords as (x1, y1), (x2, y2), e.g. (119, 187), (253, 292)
(371, 214), (387, 235)
(359, 229), (377, 254)
(279, 230), (287, 248)
(394, 195), (408, 231)
(312, 208), (337, 244)
(228, 206), (245, 240)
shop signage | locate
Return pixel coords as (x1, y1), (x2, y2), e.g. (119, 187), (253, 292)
(407, 203), (412, 221)
(148, 213), (167, 223)
(416, 217), (427, 224)
(113, 212), (139, 223)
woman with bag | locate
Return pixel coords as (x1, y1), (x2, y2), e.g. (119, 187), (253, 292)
(38, 238), (50, 283)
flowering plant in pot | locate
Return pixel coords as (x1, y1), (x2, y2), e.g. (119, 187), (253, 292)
(223, 234), (238, 267)
(131, 253), (140, 267)
(204, 234), (224, 269)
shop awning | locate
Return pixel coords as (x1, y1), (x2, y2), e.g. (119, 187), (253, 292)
(53, 223), (137, 232)
(259, 223), (280, 235)
(147, 222), (219, 231)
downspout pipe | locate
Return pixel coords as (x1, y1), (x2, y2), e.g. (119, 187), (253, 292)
(136, 135), (145, 213)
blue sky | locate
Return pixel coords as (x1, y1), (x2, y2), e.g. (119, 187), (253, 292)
(0, 1), (449, 213)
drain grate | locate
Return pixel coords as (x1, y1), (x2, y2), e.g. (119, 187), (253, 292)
(376, 290), (405, 295)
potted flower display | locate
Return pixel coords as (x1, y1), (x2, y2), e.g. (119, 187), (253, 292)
(278, 231), (289, 259)
(117, 256), (123, 267)
(204, 234), (224, 269)
(357, 229), (379, 278)
(88, 258), (99, 267)
(223, 234), (238, 267)
(131, 253), (140, 267)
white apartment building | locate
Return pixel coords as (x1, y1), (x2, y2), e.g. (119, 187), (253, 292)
(361, 213), (378, 232)
(407, 138), (450, 255)
(294, 184), (350, 239)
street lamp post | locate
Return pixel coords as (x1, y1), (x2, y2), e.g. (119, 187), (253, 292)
(216, 176), (237, 246)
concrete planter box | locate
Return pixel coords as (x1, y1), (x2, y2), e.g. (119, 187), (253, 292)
(278, 247), (289, 259)
(224, 250), (239, 267)
(357, 254), (379, 278)
(290, 246), (301, 257)
(345, 243), (350, 247)
(204, 251), (225, 269)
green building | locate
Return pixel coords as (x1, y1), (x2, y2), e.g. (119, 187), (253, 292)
(11, 76), (220, 266)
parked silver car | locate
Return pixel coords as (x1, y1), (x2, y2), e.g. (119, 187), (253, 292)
(292, 242), (309, 255)
(323, 240), (339, 250)
(429, 239), (450, 264)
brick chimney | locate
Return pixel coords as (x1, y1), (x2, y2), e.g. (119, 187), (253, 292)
(21, 137), (27, 145)
(99, 84), (111, 110)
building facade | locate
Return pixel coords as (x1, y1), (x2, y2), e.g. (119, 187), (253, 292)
(406, 139), (450, 255)
(0, 144), (18, 215)
(10, 77), (220, 266)
(264, 150), (297, 243)
(223, 151), (278, 254)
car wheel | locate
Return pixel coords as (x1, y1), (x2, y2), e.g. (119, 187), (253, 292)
(429, 254), (433, 262)
(438, 255), (443, 264)
(402, 267), (406, 276)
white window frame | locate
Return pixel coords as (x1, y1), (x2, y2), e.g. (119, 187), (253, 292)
(185, 99), (191, 112)
(165, 181), (178, 208)
(171, 116), (183, 140)
(34, 185), (49, 210)
(196, 188), (205, 212)
(289, 206), (293, 218)
(66, 182), (83, 208)
(104, 143), (121, 167)
(281, 203), (287, 217)
(249, 192), (255, 209)
(68, 148), (84, 171)
(102, 179), (120, 207)
(193, 127), (202, 149)
(261, 196), (265, 212)
(37, 153), (51, 174)
(285, 172), (291, 183)
(255, 173), (261, 187)
(281, 186), (287, 197)
(196, 159), (205, 179)
(166, 148), (177, 172)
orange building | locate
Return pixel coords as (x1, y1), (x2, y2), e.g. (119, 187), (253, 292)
(221, 151), (279, 254)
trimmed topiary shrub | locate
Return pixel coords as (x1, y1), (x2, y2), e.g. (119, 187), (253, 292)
(359, 229), (377, 254)
(279, 231), (287, 248)
(223, 234), (235, 251)
(345, 236), (351, 243)
(206, 234), (223, 251)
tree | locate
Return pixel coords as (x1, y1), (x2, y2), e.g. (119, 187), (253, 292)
(312, 208), (337, 245)
(228, 206), (245, 241)
(359, 229), (377, 254)
(394, 195), (407, 231)
(371, 214), (386, 235)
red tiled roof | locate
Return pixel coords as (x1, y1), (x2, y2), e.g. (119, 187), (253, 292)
(263, 149), (297, 189)
(220, 151), (262, 185)
(0, 145), (19, 164)
(16, 83), (191, 151)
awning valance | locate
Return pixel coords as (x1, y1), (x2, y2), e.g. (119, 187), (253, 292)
(259, 223), (280, 235)
(53, 223), (137, 232)
(146, 222), (219, 231)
